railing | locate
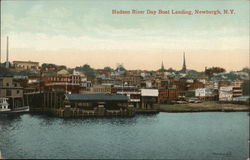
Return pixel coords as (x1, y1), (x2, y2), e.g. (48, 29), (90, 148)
(129, 99), (140, 102)
(45, 82), (80, 86)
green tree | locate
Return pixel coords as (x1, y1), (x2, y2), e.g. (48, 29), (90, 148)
(242, 80), (250, 96)
(104, 66), (113, 72)
(75, 64), (95, 77)
(0, 66), (13, 76)
(205, 67), (226, 75)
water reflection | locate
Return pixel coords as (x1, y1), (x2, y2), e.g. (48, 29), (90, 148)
(56, 113), (160, 126)
(0, 114), (22, 130)
(0, 112), (248, 159)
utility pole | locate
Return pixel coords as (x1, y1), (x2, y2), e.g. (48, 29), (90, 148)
(0, 1), (1, 66)
(6, 36), (9, 68)
(0, 40), (1, 65)
(39, 67), (43, 94)
(0, 36), (1, 65)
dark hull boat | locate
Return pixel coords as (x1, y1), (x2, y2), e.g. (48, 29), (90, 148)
(3, 106), (30, 114)
(0, 98), (29, 114)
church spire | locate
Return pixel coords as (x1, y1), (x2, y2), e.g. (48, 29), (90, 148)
(182, 52), (186, 72)
(161, 61), (165, 72)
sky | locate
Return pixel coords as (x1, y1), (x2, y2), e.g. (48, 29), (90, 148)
(0, 0), (249, 71)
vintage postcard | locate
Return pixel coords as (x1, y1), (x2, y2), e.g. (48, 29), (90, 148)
(0, 0), (249, 159)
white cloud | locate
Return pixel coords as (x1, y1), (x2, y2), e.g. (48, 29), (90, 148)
(1, 28), (248, 53)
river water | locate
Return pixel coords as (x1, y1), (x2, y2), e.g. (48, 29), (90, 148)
(0, 112), (249, 159)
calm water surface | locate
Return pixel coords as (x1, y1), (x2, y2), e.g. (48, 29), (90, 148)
(0, 112), (249, 159)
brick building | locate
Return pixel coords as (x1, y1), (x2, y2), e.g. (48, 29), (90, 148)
(159, 86), (179, 103)
(42, 75), (81, 93)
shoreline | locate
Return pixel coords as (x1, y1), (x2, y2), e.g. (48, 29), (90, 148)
(159, 109), (249, 113)
(158, 101), (249, 113)
(2, 101), (249, 118)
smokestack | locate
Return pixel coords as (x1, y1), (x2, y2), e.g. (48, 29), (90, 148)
(0, 43), (2, 66)
(6, 36), (9, 68)
(0, 37), (1, 64)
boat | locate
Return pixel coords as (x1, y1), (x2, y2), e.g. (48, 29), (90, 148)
(0, 97), (29, 114)
(0, 98), (11, 113)
(9, 106), (30, 113)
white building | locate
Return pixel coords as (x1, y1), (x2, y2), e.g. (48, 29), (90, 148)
(195, 88), (212, 97)
(73, 70), (88, 88)
(145, 80), (152, 88)
(213, 81), (219, 90)
(219, 86), (233, 101)
(195, 88), (215, 100)
(13, 61), (39, 70)
(140, 72), (151, 79)
(186, 79), (194, 83)
(198, 79), (206, 84)
(219, 86), (242, 101)
(140, 89), (159, 109)
(141, 89), (159, 97)
(73, 70), (86, 77)
(114, 85), (141, 108)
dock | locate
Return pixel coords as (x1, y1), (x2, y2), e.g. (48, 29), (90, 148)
(26, 92), (160, 118)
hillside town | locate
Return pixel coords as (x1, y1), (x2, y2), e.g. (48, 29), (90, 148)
(0, 50), (249, 117)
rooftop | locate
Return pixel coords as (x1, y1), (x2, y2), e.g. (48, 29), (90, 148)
(13, 60), (39, 64)
(140, 89), (159, 97)
(65, 93), (128, 101)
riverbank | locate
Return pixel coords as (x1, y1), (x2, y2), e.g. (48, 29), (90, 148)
(159, 101), (249, 112)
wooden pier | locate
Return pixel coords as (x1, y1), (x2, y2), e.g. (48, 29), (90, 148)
(27, 92), (137, 118)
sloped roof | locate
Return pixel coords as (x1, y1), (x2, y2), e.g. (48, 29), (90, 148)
(57, 69), (69, 75)
(65, 93), (128, 101)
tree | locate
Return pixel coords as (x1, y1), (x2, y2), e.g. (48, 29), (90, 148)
(0, 66), (13, 76)
(75, 64), (95, 77)
(115, 64), (126, 72)
(242, 80), (250, 96)
(205, 67), (226, 76)
(241, 67), (250, 73)
(104, 66), (113, 72)
(167, 67), (175, 72)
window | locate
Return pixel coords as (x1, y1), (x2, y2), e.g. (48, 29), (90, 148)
(6, 83), (9, 86)
(6, 89), (11, 96)
(17, 90), (20, 94)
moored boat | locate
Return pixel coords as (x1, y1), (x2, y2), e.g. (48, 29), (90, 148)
(9, 106), (30, 113)
(0, 97), (29, 114)
(0, 98), (11, 113)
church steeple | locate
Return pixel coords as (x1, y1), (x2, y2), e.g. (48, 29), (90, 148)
(182, 52), (186, 72)
(161, 61), (165, 72)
